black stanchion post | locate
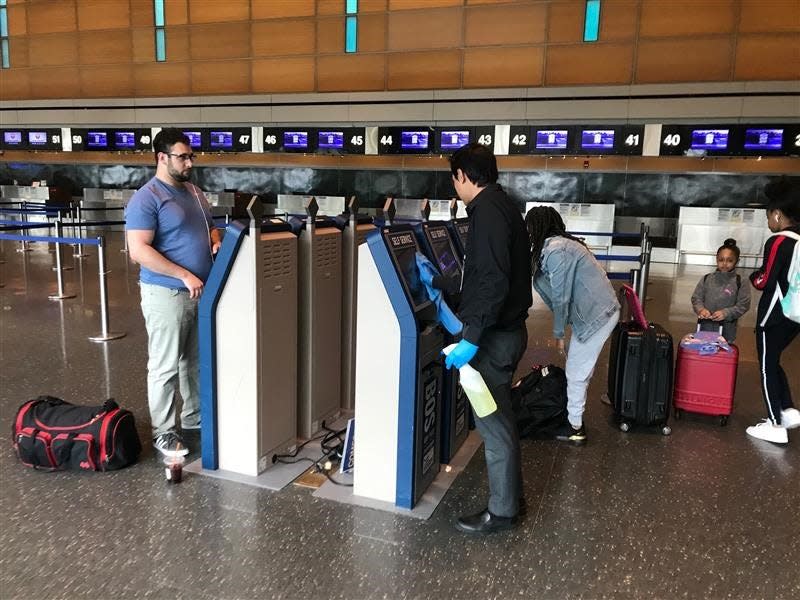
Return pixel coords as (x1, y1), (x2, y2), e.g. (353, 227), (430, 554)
(48, 220), (76, 301)
(73, 205), (88, 258)
(89, 236), (126, 342)
(52, 216), (74, 272)
(639, 241), (652, 312)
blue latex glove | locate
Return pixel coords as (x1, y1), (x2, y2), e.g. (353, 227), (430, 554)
(415, 252), (438, 287)
(444, 339), (479, 370)
(415, 253), (463, 335)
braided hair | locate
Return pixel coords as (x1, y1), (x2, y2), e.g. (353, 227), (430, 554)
(524, 205), (586, 274)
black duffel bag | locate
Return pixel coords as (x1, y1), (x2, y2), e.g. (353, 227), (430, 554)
(511, 364), (569, 439)
(12, 396), (142, 471)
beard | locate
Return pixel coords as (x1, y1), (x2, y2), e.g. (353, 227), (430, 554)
(168, 164), (191, 183)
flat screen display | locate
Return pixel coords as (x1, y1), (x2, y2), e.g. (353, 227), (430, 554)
(386, 231), (428, 308)
(114, 131), (136, 149)
(28, 131), (48, 146)
(581, 129), (615, 150)
(284, 131), (308, 150)
(401, 131), (429, 151)
(86, 131), (108, 148)
(535, 130), (568, 150)
(690, 129), (729, 151)
(456, 221), (469, 247)
(183, 131), (202, 149)
(209, 131), (233, 149)
(427, 226), (460, 277)
(744, 128), (783, 151)
(440, 130), (470, 151)
(318, 131), (344, 150)
(4, 131), (22, 146)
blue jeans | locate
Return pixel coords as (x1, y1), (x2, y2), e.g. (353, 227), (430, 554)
(140, 283), (201, 437)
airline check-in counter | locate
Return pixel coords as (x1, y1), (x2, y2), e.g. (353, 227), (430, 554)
(82, 188), (135, 232)
(197, 197), (299, 477)
(1, 184), (72, 224)
(677, 206), (770, 269)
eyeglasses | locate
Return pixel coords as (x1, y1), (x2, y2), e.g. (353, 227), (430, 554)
(166, 152), (196, 162)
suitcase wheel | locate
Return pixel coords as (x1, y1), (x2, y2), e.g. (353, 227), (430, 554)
(661, 425), (672, 436)
(619, 421), (631, 433)
(719, 416), (728, 427)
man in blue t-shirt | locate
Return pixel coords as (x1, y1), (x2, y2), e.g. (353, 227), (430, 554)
(125, 128), (221, 458)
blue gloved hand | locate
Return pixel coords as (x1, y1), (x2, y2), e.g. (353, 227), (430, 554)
(444, 338), (479, 370)
(415, 252), (438, 287)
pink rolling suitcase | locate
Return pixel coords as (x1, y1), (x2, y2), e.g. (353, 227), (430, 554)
(672, 324), (738, 426)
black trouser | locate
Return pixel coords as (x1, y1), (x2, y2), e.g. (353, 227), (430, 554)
(756, 321), (800, 425)
(469, 326), (528, 518)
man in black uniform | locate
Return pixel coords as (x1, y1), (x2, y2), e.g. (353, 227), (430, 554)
(425, 143), (532, 533)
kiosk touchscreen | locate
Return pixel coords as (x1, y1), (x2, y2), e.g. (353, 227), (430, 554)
(446, 217), (470, 265)
(354, 226), (444, 509)
(413, 222), (469, 463)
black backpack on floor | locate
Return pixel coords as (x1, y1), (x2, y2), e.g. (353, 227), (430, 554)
(12, 396), (142, 471)
(511, 365), (569, 439)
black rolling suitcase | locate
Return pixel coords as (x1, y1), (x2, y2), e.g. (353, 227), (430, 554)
(607, 321), (674, 436)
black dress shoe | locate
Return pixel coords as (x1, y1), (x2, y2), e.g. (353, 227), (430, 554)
(455, 508), (518, 534)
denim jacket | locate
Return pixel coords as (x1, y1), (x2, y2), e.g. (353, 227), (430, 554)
(532, 236), (620, 343)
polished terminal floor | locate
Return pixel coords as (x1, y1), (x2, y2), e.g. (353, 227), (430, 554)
(1, 233), (798, 600)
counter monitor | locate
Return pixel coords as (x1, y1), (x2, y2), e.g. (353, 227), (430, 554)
(690, 129), (729, 151)
(183, 131), (202, 149)
(581, 129), (615, 150)
(439, 130), (470, 151)
(284, 131), (308, 150)
(210, 131), (233, 149)
(401, 131), (429, 151)
(86, 131), (108, 149)
(3, 131), (22, 146)
(28, 131), (49, 146)
(535, 130), (568, 150)
(744, 128), (783, 151)
(318, 131), (344, 150)
(115, 131), (136, 149)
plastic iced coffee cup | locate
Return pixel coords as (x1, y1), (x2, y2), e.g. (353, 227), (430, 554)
(164, 455), (185, 483)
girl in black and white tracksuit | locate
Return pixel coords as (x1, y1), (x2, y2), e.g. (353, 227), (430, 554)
(746, 178), (800, 445)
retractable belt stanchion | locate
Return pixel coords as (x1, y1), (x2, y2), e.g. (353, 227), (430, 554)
(73, 205), (89, 258)
(48, 221), (76, 301)
(52, 217), (74, 272)
(89, 236), (126, 342)
(638, 240), (653, 313)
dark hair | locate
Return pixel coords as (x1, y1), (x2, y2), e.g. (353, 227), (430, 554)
(717, 238), (740, 262)
(152, 128), (191, 161)
(764, 176), (800, 222)
(524, 205), (586, 273)
(449, 142), (498, 187)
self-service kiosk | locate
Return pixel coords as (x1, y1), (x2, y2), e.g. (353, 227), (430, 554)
(198, 197), (298, 476)
(354, 225), (444, 509)
(445, 200), (470, 264)
(277, 195), (344, 439)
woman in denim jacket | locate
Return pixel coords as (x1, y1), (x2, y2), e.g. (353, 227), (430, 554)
(525, 206), (620, 445)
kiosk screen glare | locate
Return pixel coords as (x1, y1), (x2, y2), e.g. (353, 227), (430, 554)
(183, 131), (202, 148)
(440, 131), (470, 151)
(318, 131), (344, 150)
(284, 131), (308, 150)
(690, 129), (729, 151)
(744, 128), (783, 151)
(536, 130), (568, 150)
(401, 131), (429, 150)
(581, 130), (615, 150)
(28, 131), (48, 146)
(210, 131), (233, 149)
(4, 131), (22, 145)
(115, 132), (136, 149)
(388, 233), (428, 308)
(429, 228), (459, 276)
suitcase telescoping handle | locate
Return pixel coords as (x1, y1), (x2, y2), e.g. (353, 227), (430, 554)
(696, 319), (723, 335)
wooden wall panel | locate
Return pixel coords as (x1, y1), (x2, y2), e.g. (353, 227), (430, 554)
(80, 64), (134, 97)
(134, 62), (191, 96)
(639, 0), (736, 37)
(252, 19), (316, 57)
(359, 13), (387, 52)
(463, 46), (543, 88)
(7, 4), (27, 36)
(79, 30), (133, 64)
(166, 0), (189, 25)
(390, 0), (461, 9)
(0, 69), (31, 100)
(7, 36), (29, 69)
(388, 7), (462, 51)
(191, 60), (250, 94)
(636, 38), (732, 83)
(734, 34), (800, 81)
(251, 57), (315, 93)
(739, 0), (800, 33)
(546, 43), (634, 86)
(28, 66), (81, 98)
(27, 33), (79, 67)
(547, 0), (584, 44)
(252, 0), (315, 20)
(317, 54), (386, 92)
(387, 49), (461, 90)
(130, 0), (154, 27)
(162, 26), (190, 62)
(77, 0), (130, 30)
(467, 0), (532, 4)
(599, 0), (639, 41)
(131, 28), (154, 63)
(132, 26), (190, 62)
(316, 17), (343, 54)
(189, 0), (250, 24)
(465, 4), (546, 46)
(26, 0), (77, 35)
(190, 22), (251, 60)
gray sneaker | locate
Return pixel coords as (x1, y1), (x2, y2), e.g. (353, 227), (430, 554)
(153, 432), (189, 458)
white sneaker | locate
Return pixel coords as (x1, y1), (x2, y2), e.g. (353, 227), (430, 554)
(780, 408), (800, 429)
(746, 420), (788, 444)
